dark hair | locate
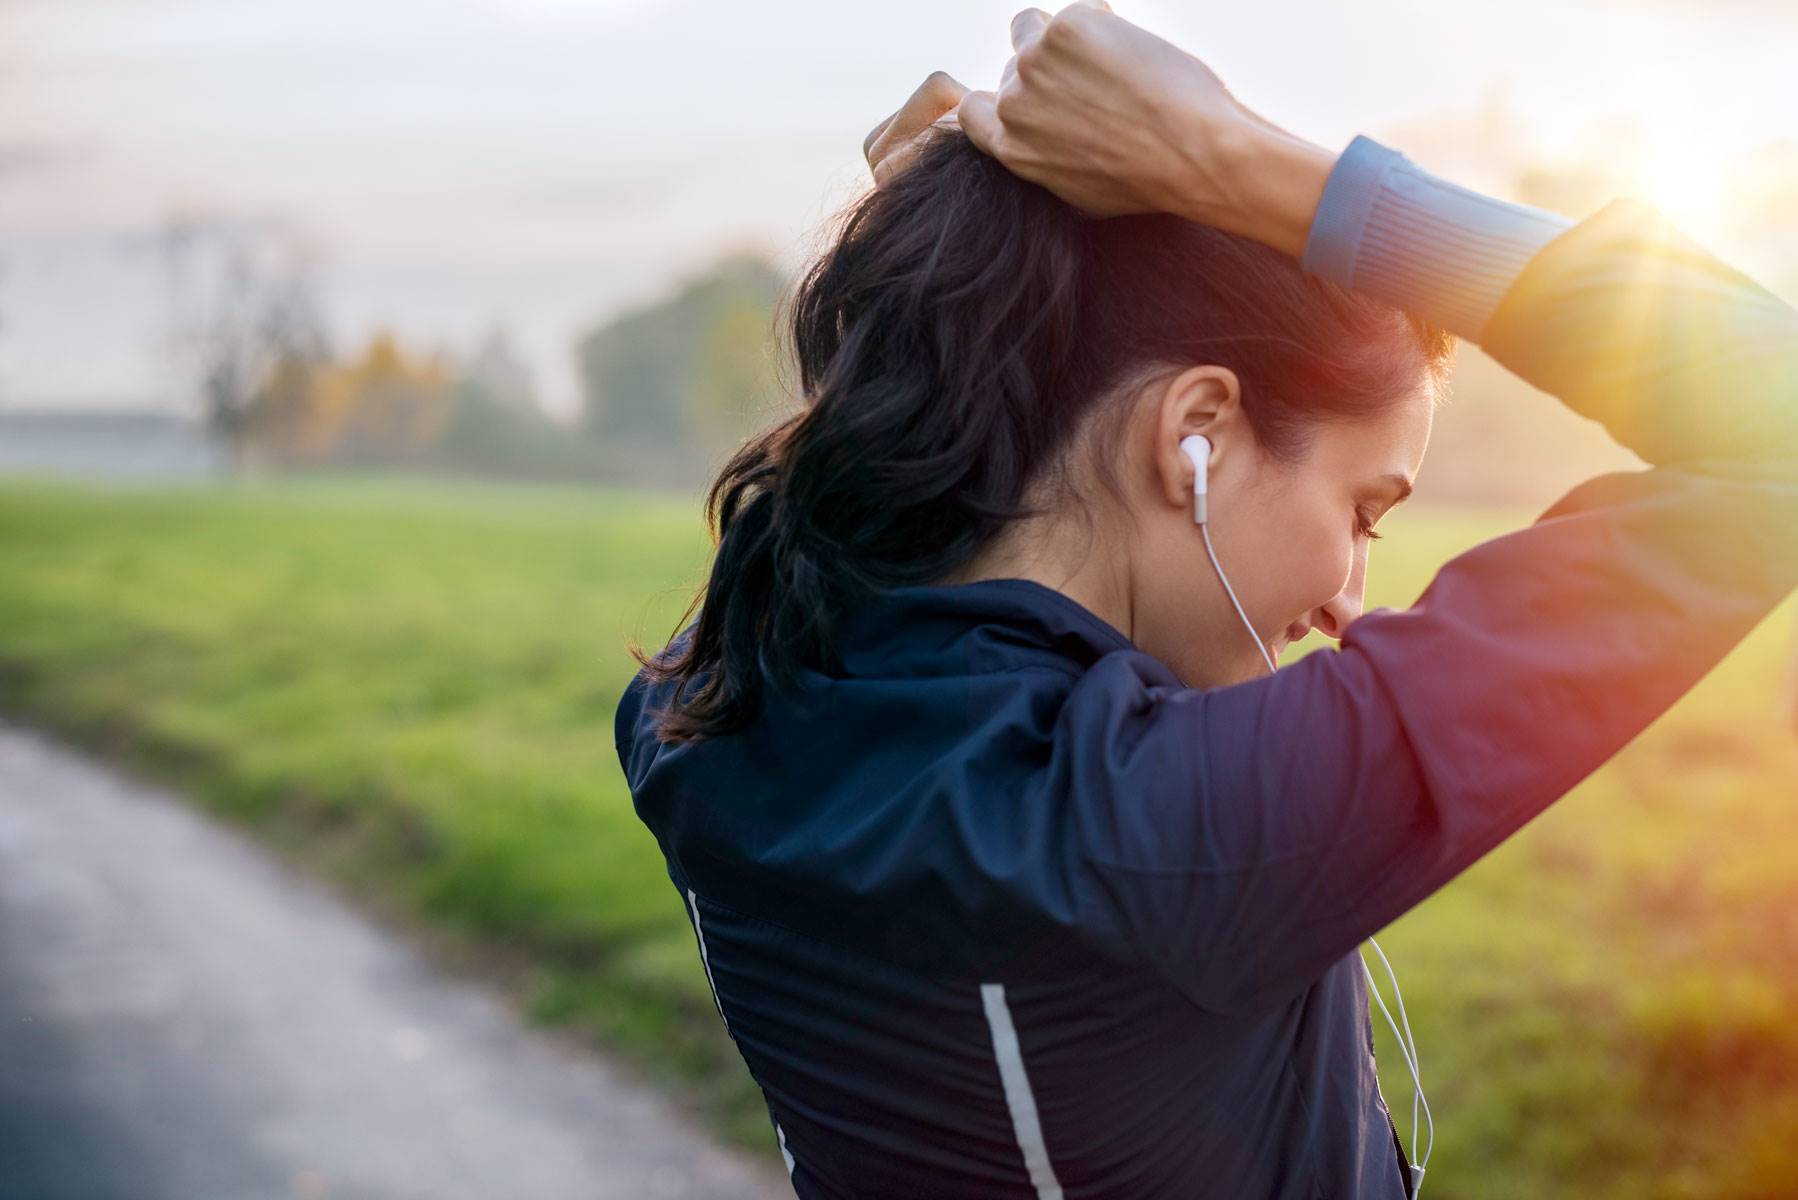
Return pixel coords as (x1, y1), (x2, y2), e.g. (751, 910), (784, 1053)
(629, 125), (1454, 744)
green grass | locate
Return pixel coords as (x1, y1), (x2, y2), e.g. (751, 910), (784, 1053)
(0, 474), (1793, 1199)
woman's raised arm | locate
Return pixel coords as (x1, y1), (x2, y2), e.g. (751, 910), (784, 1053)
(945, 5), (1798, 1016)
(1064, 177), (1797, 1016)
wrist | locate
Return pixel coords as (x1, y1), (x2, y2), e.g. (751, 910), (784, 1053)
(1185, 117), (1338, 261)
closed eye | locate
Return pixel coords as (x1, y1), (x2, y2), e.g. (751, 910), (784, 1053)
(1355, 505), (1383, 541)
(1356, 473), (1411, 540)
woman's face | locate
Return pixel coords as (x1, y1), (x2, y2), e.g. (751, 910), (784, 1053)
(1123, 364), (1434, 688)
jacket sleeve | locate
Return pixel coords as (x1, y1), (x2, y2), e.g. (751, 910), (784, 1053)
(1069, 138), (1798, 1019)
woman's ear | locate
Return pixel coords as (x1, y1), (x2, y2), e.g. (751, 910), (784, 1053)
(1152, 365), (1242, 512)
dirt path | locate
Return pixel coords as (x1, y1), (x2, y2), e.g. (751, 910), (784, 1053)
(0, 722), (792, 1200)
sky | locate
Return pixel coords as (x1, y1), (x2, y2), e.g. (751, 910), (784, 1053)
(3, 0), (1795, 419)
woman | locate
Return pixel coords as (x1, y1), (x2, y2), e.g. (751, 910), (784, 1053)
(615, 5), (1798, 1197)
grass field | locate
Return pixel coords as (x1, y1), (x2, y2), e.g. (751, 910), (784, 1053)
(0, 474), (1793, 1199)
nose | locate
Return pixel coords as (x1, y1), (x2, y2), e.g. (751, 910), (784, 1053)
(1311, 590), (1363, 642)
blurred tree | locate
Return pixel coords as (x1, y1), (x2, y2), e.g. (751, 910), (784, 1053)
(690, 285), (791, 459)
(238, 262), (333, 469)
(576, 252), (791, 455)
(461, 327), (539, 414)
(162, 215), (330, 474)
(243, 323), (608, 481)
(433, 326), (603, 479)
(309, 332), (454, 465)
(197, 247), (265, 468)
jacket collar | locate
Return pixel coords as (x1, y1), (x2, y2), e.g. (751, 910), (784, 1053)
(833, 577), (1136, 680)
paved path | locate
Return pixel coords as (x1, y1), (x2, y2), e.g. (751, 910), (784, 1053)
(0, 723), (792, 1200)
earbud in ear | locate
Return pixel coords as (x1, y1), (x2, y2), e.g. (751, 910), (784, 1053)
(1178, 434), (1211, 525)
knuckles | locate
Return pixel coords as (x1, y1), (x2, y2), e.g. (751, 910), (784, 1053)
(1013, 42), (1043, 82)
(1041, 9), (1081, 51)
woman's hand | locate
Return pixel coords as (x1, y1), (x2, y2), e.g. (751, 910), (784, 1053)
(957, 2), (1339, 260)
(863, 71), (970, 188)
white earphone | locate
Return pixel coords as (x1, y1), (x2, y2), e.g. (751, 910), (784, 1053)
(1178, 433), (1434, 1195)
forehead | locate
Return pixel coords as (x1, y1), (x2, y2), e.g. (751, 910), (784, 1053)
(1310, 385), (1433, 479)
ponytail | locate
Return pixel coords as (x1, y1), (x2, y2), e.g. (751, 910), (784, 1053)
(629, 126), (1452, 744)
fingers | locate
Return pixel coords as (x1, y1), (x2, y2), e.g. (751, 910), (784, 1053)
(862, 113), (892, 163)
(1010, 7), (1049, 53)
(864, 70), (969, 183)
(955, 89), (1002, 161)
(864, 70), (965, 161)
(1000, 44), (1024, 90)
(865, 4), (1113, 186)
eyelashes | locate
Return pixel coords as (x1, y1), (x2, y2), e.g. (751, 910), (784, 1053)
(1355, 506), (1384, 541)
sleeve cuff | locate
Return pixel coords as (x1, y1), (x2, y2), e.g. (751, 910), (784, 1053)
(1299, 133), (1577, 342)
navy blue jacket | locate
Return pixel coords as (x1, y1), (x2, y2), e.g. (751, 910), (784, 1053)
(616, 135), (1798, 1198)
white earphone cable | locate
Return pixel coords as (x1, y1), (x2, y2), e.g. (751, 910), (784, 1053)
(1363, 939), (1435, 1177)
(1199, 521), (1278, 676)
(1193, 457), (1433, 1196)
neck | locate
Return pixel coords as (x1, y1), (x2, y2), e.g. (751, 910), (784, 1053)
(931, 518), (1137, 644)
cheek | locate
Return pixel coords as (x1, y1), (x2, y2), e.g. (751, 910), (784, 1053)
(1284, 514), (1355, 612)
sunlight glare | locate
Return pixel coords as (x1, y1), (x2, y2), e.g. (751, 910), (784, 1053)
(1631, 118), (1739, 238)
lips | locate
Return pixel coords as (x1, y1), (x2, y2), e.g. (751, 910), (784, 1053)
(1270, 622), (1311, 666)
